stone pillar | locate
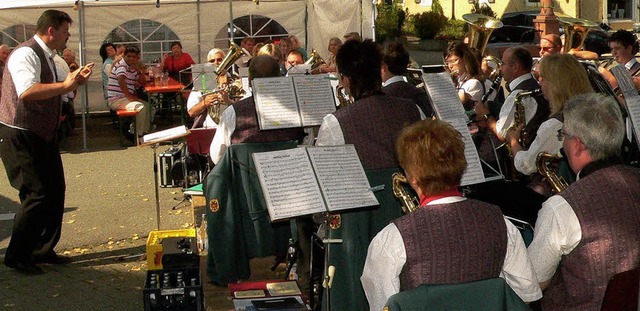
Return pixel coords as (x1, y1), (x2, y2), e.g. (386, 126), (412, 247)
(533, 0), (560, 43)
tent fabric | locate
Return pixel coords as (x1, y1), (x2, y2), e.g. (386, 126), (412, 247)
(0, 0), (372, 115)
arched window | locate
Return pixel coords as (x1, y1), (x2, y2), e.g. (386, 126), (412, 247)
(1, 24), (37, 50)
(215, 15), (289, 47)
(105, 19), (179, 64)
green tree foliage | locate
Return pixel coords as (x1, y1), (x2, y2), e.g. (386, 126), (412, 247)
(375, 1), (407, 42)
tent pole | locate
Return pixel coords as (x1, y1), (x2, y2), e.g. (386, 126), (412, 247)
(197, 0), (202, 63)
(79, 0), (88, 151)
(229, 0), (234, 42)
(371, 0), (376, 42)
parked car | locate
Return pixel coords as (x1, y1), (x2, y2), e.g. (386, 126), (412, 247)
(488, 11), (610, 56)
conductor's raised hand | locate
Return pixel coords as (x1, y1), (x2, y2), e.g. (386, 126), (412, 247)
(75, 62), (94, 85)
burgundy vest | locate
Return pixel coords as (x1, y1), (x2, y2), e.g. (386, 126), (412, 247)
(230, 96), (305, 144)
(0, 38), (61, 142)
(334, 94), (421, 169)
(543, 165), (640, 311)
(512, 77), (550, 148)
(382, 81), (434, 117)
(393, 199), (508, 290)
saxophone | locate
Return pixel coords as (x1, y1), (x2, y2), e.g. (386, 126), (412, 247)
(505, 88), (541, 156)
(392, 172), (420, 213)
(536, 152), (568, 194)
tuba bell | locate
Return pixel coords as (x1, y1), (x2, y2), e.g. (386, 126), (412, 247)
(462, 13), (503, 55)
(392, 172), (420, 214)
(206, 41), (248, 123)
(558, 16), (599, 55)
(305, 49), (327, 73)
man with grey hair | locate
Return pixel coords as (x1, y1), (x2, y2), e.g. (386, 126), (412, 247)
(528, 92), (640, 311)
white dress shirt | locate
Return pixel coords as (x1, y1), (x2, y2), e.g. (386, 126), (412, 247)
(381, 75), (406, 87)
(495, 74), (539, 139)
(209, 105), (237, 164)
(528, 194), (581, 283)
(187, 91), (222, 129)
(360, 196), (543, 311)
(458, 77), (484, 101)
(513, 118), (563, 175)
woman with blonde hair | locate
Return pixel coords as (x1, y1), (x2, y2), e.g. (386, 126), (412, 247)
(507, 53), (594, 177)
(318, 37), (342, 74)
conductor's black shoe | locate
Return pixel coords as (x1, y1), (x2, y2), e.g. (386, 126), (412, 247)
(4, 259), (45, 275)
(35, 252), (73, 264)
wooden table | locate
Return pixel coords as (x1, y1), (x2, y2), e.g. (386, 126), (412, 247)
(145, 77), (187, 125)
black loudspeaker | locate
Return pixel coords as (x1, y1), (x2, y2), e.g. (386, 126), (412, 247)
(159, 146), (182, 188)
(170, 154), (208, 188)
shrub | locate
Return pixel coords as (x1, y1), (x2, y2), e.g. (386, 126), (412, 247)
(411, 11), (448, 39)
(470, 0), (497, 18)
(436, 19), (467, 41)
(375, 1), (407, 42)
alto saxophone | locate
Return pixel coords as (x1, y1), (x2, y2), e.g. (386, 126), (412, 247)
(536, 152), (569, 194)
(392, 172), (420, 213)
(505, 88), (541, 156)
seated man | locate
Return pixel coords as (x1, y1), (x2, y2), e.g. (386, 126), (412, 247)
(600, 29), (640, 91)
(187, 48), (234, 129)
(380, 41), (433, 117)
(528, 92), (640, 310)
(284, 49), (304, 74)
(106, 45), (151, 140)
(361, 119), (542, 311)
(209, 55), (305, 164)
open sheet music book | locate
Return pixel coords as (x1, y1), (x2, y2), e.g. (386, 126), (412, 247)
(252, 75), (336, 130)
(421, 72), (486, 186)
(139, 125), (189, 146)
(252, 145), (379, 221)
(611, 65), (640, 150)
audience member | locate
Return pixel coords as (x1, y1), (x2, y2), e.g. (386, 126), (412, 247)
(289, 35), (307, 60)
(62, 48), (78, 71)
(528, 92), (640, 310)
(236, 37), (256, 68)
(99, 42), (117, 102)
(284, 49), (304, 74)
(361, 119), (542, 311)
(107, 45), (151, 141)
(318, 37), (341, 74)
(161, 41), (195, 81)
(344, 31), (362, 42)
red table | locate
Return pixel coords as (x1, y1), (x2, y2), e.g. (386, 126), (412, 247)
(145, 77), (188, 125)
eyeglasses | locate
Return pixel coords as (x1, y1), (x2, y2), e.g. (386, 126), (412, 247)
(557, 129), (571, 141)
(445, 58), (460, 66)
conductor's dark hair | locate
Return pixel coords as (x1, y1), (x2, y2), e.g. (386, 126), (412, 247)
(609, 29), (639, 55)
(99, 42), (115, 62)
(336, 39), (382, 100)
(381, 41), (410, 76)
(36, 10), (73, 34)
(249, 55), (281, 81)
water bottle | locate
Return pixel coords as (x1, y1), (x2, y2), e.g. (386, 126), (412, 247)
(287, 238), (298, 281)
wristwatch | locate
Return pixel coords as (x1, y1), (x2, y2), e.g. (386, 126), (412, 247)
(482, 113), (492, 121)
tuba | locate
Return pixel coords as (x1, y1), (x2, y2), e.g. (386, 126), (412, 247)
(305, 49), (326, 73)
(536, 152), (568, 194)
(463, 13), (503, 55)
(392, 172), (420, 214)
(558, 16), (598, 55)
(206, 41), (247, 123)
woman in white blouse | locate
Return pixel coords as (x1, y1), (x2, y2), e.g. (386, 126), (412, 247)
(507, 54), (593, 185)
(444, 42), (485, 109)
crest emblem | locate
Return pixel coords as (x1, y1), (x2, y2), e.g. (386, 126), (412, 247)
(209, 198), (219, 213)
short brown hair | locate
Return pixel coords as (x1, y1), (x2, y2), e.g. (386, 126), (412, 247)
(36, 10), (72, 34)
(396, 119), (466, 194)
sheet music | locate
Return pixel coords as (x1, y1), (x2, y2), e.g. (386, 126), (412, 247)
(422, 73), (485, 185)
(422, 72), (467, 121)
(287, 64), (312, 75)
(611, 65), (636, 99)
(253, 147), (326, 221)
(307, 145), (379, 212)
(253, 76), (303, 130)
(140, 125), (188, 145)
(623, 96), (640, 151)
(191, 63), (217, 91)
(293, 75), (336, 126)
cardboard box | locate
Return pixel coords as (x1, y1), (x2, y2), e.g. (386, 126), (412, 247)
(146, 228), (196, 270)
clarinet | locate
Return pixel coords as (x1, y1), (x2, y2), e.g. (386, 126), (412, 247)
(482, 75), (502, 102)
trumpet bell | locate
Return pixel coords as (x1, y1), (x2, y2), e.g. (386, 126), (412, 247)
(304, 49), (326, 72)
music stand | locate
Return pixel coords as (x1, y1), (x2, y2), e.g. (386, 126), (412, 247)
(139, 126), (190, 229)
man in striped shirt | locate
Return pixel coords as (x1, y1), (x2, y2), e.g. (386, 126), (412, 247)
(107, 45), (150, 138)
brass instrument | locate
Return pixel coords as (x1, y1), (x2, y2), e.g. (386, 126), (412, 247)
(206, 41), (248, 123)
(462, 13), (503, 55)
(482, 55), (503, 82)
(392, 172), (420, 214)
(305, 49), (326, 73)
(558, 16), (598, 55)
(335, 84), (352, 108)
(536, 152), (568, 194)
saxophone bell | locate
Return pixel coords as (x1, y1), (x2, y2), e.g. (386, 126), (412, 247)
(392, 172), (420, 214)
(536, 152), (569, 194)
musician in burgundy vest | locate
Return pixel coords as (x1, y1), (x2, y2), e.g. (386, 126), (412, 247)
(0, 10), (93, 274)
(361, 119), (542, 311)
(380, 41), (433, 117)
(315, 39), (424, 310)
(209, 55), (305, 164)
(528, 93), (640, 311)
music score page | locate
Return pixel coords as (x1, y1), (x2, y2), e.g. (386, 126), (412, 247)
(611, 66), (640, 151)
(252, 145), (378, 221)
(422, 72), (486, 186)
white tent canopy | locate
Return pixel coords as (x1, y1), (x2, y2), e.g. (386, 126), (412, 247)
(0, 0), (374, 148)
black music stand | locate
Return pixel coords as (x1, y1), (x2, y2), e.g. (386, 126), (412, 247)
(139, 126), (190, 230)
